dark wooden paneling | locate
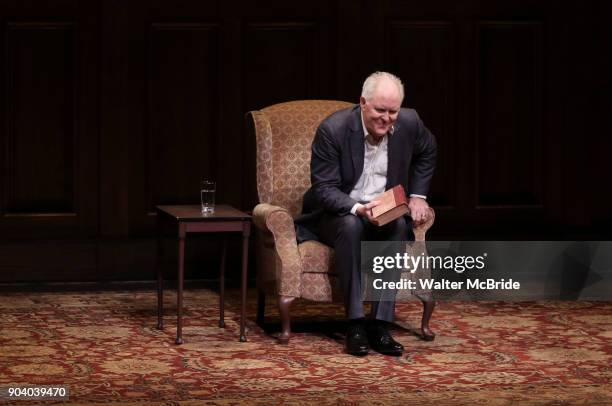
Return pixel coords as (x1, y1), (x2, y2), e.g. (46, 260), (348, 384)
(5, 23), (75, 214)
(0, 241), (97, 282)
(385, 21), (456, 208)
(0, 0), (610, 283)
(0, 1), (98, 244)
(591, 1), (612, 232)
(100, 0), (130, 237)
(244, 22), (321, 111)
(125, 1), (226, 237)
(148, 23), (220, 209)
(476, 21), (543, 208)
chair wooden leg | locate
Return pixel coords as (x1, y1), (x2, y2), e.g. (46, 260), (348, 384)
(421, 300), (436, 341)
(257, 290), (266, 326)
(278, 295), (295, 344)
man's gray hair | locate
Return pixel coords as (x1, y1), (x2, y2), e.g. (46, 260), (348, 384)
(361, 71), (404, 102)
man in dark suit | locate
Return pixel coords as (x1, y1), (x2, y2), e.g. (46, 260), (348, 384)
(301, 72), (437, 356)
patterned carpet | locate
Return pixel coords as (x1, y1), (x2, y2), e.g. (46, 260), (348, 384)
(0, 289), (610, 405)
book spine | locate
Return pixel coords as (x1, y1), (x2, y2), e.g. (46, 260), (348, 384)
(393, 185), (407, 205)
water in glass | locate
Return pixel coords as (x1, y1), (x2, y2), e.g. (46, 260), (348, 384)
(201, 180), (216, 215)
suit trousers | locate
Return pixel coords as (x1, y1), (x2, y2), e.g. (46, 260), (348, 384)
(318, 213), (409, 321)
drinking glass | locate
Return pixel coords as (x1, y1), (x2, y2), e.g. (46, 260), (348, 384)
(200, 180), (216, 215)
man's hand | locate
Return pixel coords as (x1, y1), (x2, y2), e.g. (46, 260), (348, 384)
(408, 197), (430, 224)
(356, 200), (381, 225)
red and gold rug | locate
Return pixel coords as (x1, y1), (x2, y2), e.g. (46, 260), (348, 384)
(0, 289), (610, 405)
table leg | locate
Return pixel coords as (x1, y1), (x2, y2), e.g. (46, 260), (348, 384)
(240, 221), (251, 342)
(219, 235), (227, 328)
(176, 224), (186, 345)
(156, 219), (164, 330)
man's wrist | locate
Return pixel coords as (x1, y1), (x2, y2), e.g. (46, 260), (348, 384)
(350, 203), (364, 216)
(409, 194), (427, 200)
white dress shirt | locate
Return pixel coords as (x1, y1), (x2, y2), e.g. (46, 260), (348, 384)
(349, 110), (427, 216)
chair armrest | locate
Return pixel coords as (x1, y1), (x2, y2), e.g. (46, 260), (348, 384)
(253, 203), (303, 297)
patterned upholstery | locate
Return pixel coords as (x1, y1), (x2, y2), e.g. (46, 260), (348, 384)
(298, 241), (335, 274)
(253, 203), (303, 297)
(251, 100), (353, 301)
(252, 100), (354, 217)
(301, 273), (343, 302)
(250, 100), (435, 305)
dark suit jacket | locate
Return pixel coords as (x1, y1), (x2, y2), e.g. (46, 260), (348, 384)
(296, 105), (437, 241)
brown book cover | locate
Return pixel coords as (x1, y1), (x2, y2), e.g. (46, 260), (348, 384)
(370, 185), (410, 226)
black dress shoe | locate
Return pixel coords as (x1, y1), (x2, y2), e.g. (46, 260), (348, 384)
(345, 322), (369, 356)
(367, 322), (404, 356)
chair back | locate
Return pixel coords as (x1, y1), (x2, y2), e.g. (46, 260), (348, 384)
(250, 100), (353, 217)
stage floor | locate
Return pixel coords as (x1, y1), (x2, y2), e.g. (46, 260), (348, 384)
(0, 289), (610, 405)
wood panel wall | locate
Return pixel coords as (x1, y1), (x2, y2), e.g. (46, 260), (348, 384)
(0, 0), (610, 282)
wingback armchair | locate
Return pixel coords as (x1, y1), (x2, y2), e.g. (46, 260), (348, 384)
(249, 100), (436, 344)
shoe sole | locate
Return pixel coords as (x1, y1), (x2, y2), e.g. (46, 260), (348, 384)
(347, 351), (369, 356)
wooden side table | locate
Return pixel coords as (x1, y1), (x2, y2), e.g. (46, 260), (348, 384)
(155, 204), (251, 344)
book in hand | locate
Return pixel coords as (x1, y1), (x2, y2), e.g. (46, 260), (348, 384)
(370, 185), (410, 226)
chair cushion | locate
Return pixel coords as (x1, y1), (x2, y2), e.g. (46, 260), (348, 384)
(301, 273), (333, 302)
(301, 273), (343, 302)
(298, 240), (335, 274)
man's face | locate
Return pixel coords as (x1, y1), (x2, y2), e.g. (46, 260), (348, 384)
(360, 80), (402, 139)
